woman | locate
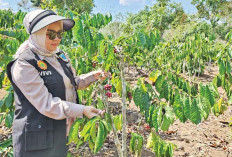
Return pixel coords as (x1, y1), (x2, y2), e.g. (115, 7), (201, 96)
(6, 9), (106, 157)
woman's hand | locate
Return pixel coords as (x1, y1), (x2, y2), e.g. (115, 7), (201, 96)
(83, 106), (105, 119)
(93, 70), (109, 81)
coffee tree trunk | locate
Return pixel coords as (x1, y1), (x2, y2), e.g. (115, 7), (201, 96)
(99, 85), (123, 157)
(120, 54), (127, 157)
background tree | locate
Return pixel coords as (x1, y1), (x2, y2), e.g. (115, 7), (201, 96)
(191, 0), (232, 40)
(191, 0), (229, 29)
(124, 1), (186, 36)
(17, 0), (32, 11)
(18, 0), (95, 14)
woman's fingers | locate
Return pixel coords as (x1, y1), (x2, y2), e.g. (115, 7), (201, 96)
(83, 106), (105, 119)
(93, 72), (100, 79)
(93, 70), (112, 81)
(97, 109), (105, 117)
(99, 71), (109, 80)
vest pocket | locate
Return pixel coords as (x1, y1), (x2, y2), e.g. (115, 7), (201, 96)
(25, 119), (53, 151)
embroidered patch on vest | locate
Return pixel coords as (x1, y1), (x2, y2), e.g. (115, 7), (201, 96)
(37, 60), (47, 70)
(59, 53), (68, 62)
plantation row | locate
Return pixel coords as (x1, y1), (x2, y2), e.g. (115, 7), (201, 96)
(1, 1), (232, 156)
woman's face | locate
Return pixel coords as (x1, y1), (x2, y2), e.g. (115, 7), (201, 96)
(45, 21), (62, 51)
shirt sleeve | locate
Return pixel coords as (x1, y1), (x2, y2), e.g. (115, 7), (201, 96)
(75, 71), (98, 89)
(69, 66), (98, 90)
(11, 58), (84, 120)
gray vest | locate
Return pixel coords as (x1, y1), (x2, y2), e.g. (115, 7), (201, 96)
(7, 50), (78, 157)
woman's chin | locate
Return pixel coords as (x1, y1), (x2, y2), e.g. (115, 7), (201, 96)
(47, 46), (58, 51)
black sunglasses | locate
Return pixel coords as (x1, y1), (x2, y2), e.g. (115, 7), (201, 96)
(46, 30), (64, 40)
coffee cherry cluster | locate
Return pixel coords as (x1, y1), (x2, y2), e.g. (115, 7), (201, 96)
(92, 61), (96, 68)
(104, 84), (112, 98)
(144, 123), (150, 131)
(114, 49), (118, 53)
(114, 45), (123, 54)
(105, 91), (112, 98)
(104, 84), (112, 91)
(127, 92), (132, 100)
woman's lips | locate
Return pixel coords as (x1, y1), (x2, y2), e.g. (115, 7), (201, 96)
(51, 43), (59, 46)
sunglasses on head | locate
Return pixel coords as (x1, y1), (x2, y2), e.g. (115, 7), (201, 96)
(46, 30), (64, 40)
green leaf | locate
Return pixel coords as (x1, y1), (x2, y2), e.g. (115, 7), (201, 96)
(5, 92), (13, 108)
(94, 121), (105, 154)
(100, 120), (109, 139)
(90, 121), (97, 142)
(97, 55), (103, 64)
(143, 92), (151, 121)
(85, 28), (92, 44)
(161, 105), (174, 131)
(146, 132), (156, 148)
(212, 77), (218, 87)
(165, 143), (174, 157)
(199, 83), (206, 98)
(182, 82), (188, 93)
(80, 118), (95, 137)
(68, 118), (84, 145)
(136, 135), (143, 156)
(199, 97), (211, 120)
(160, 80), (169, 100)
(101, 119), (111, 132)
(212, 98), (227, 117)
(145, 83), (154, 94)
(5, 113), (13, 128)
(116, 80), (122, 96)
(104, 113), (112, 125)
(149, 70), (161, 82)
(141, 82), (148, 92)
(73, 18), (84, 42)
(89, 139), (94, 151)
(147, 132), (175, 157)
(104, 44), (114, 71)
(113, 114), (122, 131)
(152, 106), (162, 132)
(0, 97), (6, 110)
(226, 60), (231, 74)
(133, 87), (143, 108)
(99, 40), (105, 59)
(97, 97), (104, 109)
(133, 87), (150, 120)
(0, 115), (4, 125)
(0, 137), (12, 149)
(130, 133), (143, 156)
(129, 133), (136, 152)
(190, 98), (201, 124)
(155, 75), (164, 93)
(205, 85), (215, 107)
(219, 60), (226, 75)
(148, 105), (155, 127)
(228, 95), (232, 105)
(173, 92), (187, 123)
(138, 32), (146, 48)
(184, 97), (191, 120)
(0, 70), (6, 88)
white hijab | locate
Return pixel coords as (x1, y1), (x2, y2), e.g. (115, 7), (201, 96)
(14, 11), (63, 58)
